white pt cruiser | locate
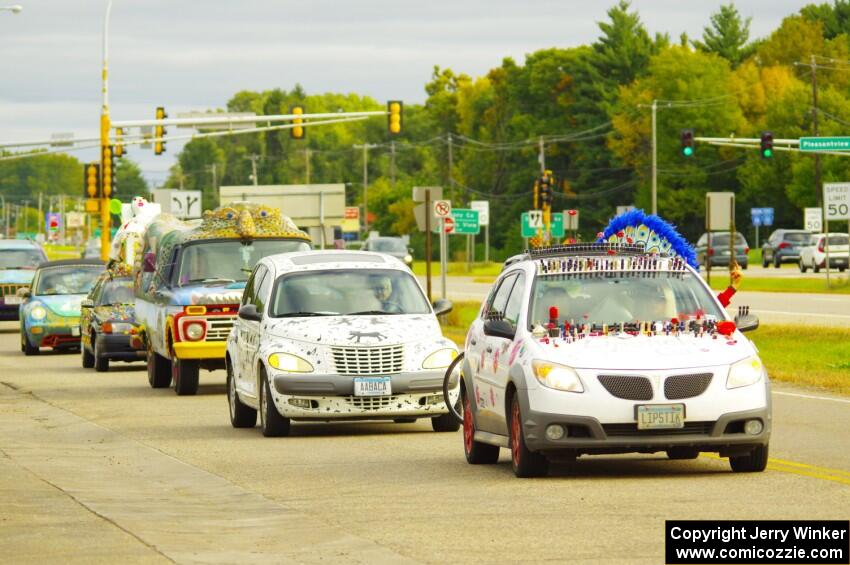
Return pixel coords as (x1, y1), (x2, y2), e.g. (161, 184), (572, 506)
(226, 250), (459, 436)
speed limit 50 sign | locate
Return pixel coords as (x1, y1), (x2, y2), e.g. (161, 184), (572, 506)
(824, 183), (850, 220)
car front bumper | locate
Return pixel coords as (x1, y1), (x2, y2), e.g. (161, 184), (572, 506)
(95, 333), (147, 361)
(25, 322), (81, 348)
(173, 340), (227, 360)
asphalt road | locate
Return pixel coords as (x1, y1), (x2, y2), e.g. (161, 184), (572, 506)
(421, 276), (850, 327)
(0, 324), (848, 564)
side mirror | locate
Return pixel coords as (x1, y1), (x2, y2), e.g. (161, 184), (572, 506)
(734, 313), (759, 333)
(142, 252), (156, 273)
(432, 298), (453, 316)
(483, 318), (515, 340)
(16, 287), (31, 299)
(238, 303), (262, 322)
(81, 299), (94, 309)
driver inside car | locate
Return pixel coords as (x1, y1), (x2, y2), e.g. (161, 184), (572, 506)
(371, 274), (401, 313)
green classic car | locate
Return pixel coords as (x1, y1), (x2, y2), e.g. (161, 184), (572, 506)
(20, 259), (104, 355)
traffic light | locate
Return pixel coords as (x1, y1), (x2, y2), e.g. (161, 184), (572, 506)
(533, 179), (539, 209)
(291, 106), (305, 139)
(83, 163), (101, 199)
(760, 131), (774, 159)
(540, 171), (553, 206)
(387, 100), (403, 135)
(115, 127), (125, 157)
(154, 106), (167, 155)
(101, 146), (115, 197)
(680, 129), (695, 157)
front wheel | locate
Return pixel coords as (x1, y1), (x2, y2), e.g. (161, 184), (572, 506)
(510, 395), (549, 478)
(82, 342), (95, 368)
(462, 393), (499, 464)
(21, 330), (38, 356)
(431, 412), (460, 432)
(259, 369), (290, 437)
(227, 362), (257, 428)
(93, 335), (109, 372)
(173, 357), (200, 396)
(730, 444), (769, 473)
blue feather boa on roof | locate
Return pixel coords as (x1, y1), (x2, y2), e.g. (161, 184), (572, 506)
(596, 209), (699, 269)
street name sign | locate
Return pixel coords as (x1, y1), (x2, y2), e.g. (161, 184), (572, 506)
(800, 137), (850, 152)
(431, 209), (479, 235)
(824, 183), (850, 220)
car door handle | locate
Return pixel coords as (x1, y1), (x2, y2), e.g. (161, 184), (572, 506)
(485, 346), (492, 353)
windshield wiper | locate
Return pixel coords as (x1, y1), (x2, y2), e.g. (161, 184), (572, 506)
(184, 278), (235, 285)
(277, 311), (337, 318)
(347, 310), (398, 315)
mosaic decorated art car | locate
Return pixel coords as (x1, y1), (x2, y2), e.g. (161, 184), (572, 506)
(135, 202), (311, 396)
(20, 259), (104, 355)
(80, 263), (144, 372)
(0, 240), (47, 321)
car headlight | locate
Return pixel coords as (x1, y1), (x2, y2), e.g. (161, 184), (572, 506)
(531, 360), (584, 393)
(268, 353), (314, 373)
(103, 322), (135, 334)
(422, 348), (457, 369)
(404, 254), (413, 264)
(30, 304), (47, 321)
(727, 355), (764, 389)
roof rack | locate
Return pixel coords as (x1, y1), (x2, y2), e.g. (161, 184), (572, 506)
(525, 243), (653, 259)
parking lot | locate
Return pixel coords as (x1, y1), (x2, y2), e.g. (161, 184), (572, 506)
(1, 322), (848, 563)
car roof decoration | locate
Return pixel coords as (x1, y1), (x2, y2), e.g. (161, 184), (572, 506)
(596, 209), (698, 269)
(187, 202), (311, 242)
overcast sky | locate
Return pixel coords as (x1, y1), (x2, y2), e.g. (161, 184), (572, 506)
(0, 0), (815, 186)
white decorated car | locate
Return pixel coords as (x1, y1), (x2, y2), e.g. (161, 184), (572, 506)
(226, 250), (460, 436)
(458, 244), (771, 478)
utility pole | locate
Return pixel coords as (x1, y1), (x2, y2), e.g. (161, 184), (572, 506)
(651, 99), (658, 215)
(353, 143), (377, 234)
(811, 55), (822, 208)
(447, 133), (454, 189)
(538, 136), (546, 174)
(37, 192), (43, 237)
(248, 154), (260, 187)
(390, 140), (396, 189)
(305, 148), (311, 185)
(99, 0), (113, 261)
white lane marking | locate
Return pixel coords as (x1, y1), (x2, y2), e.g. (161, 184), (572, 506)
(774, 391), (850, 404)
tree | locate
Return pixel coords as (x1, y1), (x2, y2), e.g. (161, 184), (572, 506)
(693, 4), (755, 67)
(115, 158), (148, 199)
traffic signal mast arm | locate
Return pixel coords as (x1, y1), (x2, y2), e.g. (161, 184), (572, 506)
(109, 110), (388, 129)
(695, 136), (850, 157)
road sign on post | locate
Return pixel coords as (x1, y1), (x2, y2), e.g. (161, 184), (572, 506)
(564, 209), (579, 231)
(750, 207), (774, 249)
(705, 192), (735, 286)
(824, 183), (850, 220)
(443, 216), (455, 234)
(522, 211), (564, 238)
(433, 200), (451, 218)
(804, 208), (823, 232)
(470, 200), (490, 263)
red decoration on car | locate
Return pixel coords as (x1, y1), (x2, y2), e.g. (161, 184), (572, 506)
(548, 306), (558, 321)
(671, 317), (679, 325)
(617, 231), (625, 238)
(717, 321), (736, 336)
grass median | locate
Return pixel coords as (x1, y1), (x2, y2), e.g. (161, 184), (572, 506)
(440, 301), (849, 396)
(706, 275), (850, 294)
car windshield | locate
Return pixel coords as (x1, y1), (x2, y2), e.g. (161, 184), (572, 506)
(530, 271), (725, 328)
(36, 266), (102, 296)
(271, 269), (431, 316)
(370, 239), (407, 253)
(706, 233), (746, 245)
(0, 249), (44, 269)
(98, 278), (135, 305)
(177, 239), (310, 286)
(784, 232), (811, 243)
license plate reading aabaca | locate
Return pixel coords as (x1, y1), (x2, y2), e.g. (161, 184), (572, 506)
(637, 404), (685, 430)
(353, 377), (392, 397)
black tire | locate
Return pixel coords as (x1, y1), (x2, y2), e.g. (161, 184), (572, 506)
(431, 412), (460, 432)
(774, 255), (782, 268)
(667, 447), (700, 460)
(259, 369), (290, 437)
(509, 394), (549, 478)
(81, 342), (95, 368)
(839, 266), (846, 273)
(462, 392), (500, 464)
(799, 260), (807, 273)
(227, 361), (256, 428)
(93, 334), (109, 372)
(21, 330), (38, 356)
(173, 357), (200, 396)
(741, 262), (748, 270)
(813, 261), (821, 273)
(147, 350), (171, 388)
(393, 418), (417, 423)
(730, 444), (769, 473)
(762, 255), (769, 268)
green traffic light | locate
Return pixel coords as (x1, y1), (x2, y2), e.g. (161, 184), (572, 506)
(682, 147), (694, 157)
(763, 149), (773, 158)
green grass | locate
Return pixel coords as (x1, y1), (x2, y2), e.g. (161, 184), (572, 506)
(439, 303), (850, 396)
(411, 261), (502, 277)
(706, 276), (850, 294)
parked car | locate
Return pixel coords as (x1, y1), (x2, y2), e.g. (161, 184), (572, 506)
(362, 237), (413, 266)
(226, 250), (458, 437)
(0, 239), (47, 321)
(81, 269), (144, 372)
(695, 232), (749, 269)
(799, 233), (849, 273)
(19, 259), (104, 355)
(761, 229), (811, 268)
(458, 245), (769, 478)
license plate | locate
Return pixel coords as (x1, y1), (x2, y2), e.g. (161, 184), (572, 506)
(4, 296), (22, 305)
(353, 377), (392, 397)
(637, 404), (684, 430)
(71, 326), (80, 337)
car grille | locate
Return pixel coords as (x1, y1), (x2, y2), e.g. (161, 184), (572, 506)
(597, 375), (653, 401)
(0, 284), (25, 297)
(332, 345), (404, 375)
(602, 422), (715, 437)
(205, 316), (235, 341)
(344, 395), (399, 411)
(665, 373), (713, 400)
